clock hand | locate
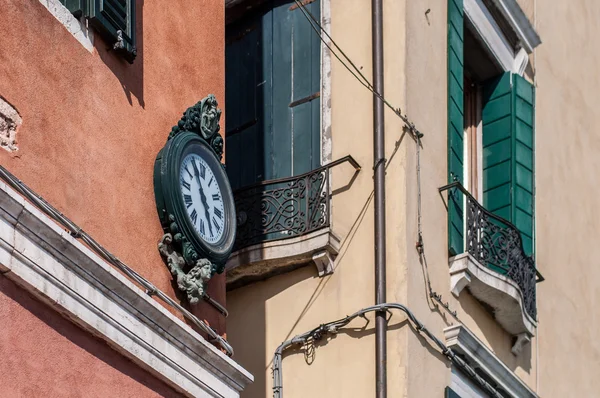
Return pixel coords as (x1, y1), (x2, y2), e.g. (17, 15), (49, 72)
(192, 160), (213, 237)
(199, 182), (213, 237)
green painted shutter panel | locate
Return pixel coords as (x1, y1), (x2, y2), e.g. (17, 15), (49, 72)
(482, 72), (535, 256)
(290, 0), (321, 175)
(447, 0), (464, 256)
(271, 0), (321, 179)
(226, 0), (321, 189)
(225, 21), (263, 190)
(270, 3), (293, 180)
(88, 0), (136, 63)
(512, 75), (535, 255)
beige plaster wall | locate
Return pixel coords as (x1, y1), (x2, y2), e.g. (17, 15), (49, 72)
(402, 1), (538, 397)
(229, 0), (600, 397)
(227, 0), (411, 396)
(534, 0), (600, 396)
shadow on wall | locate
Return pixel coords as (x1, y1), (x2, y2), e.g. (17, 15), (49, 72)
(0, 275), (179, 397)
(458, 293), (532, 373)
(95, 0), (145, 108)
(227, 266), (318, 398)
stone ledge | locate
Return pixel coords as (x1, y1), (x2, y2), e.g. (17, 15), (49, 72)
(226, 228), (340, 290)
(449, 253), (537, 341)
(444, 324), (537, 398)
(39, 0), (94, 52)
(0, 180), (252, 398)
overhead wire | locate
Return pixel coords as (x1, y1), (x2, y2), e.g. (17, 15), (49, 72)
(0, 165), (234, 357)
(292, 0), (423, 142)
(415, 133), (459, 320)
(293, 0), (459, 319)
(281, 2), (480, 395)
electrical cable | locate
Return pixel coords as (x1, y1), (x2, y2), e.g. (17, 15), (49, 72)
(294, 0), (457, 318)
(0, 165), (234, 357)
(294, 0), (458, 319)
(292, 0), (424, 142)
(272, 302), (505, 398)
(415, 134), (459, 320)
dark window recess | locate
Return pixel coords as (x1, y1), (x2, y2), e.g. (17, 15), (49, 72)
(445, 386), (462, 398)
(62, 0), (136, 63)
(61, 0), (86, 18)
(225, 0), (321, 190)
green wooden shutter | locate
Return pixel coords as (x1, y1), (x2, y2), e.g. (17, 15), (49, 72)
(225, 0), (321, 189)
(225, 20), (263, 190)
(88, 0), (136, 63)
(290, 0), (321, 175)
(271, 0), (321, 179)
(482, 72), (535, 256)
(447, 0), (465, 256)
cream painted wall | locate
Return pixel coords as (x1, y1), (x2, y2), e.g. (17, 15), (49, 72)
(402, 1), (537, 397)
(535, 0), (600, 396)
(227, 1), (411, 397)
(227, 0), (600, 397)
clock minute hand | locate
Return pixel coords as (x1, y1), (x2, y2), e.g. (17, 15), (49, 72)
(192, 161), (213, 236)
(199, 184), (213, 236)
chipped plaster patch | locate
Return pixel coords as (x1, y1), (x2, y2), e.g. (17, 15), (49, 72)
(0, 98), (22, 152)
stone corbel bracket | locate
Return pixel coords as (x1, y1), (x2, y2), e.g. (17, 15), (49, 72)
(449, 253), (537, 353)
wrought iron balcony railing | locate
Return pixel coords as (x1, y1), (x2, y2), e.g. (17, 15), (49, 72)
(440, 182), (543, 320)
(233, 156), (360, 252)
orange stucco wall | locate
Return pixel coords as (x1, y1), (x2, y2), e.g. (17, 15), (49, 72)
(0, 0), (227, 392)
(0, 276), (180, 397)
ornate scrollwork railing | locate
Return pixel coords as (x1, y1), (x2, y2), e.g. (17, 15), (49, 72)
(233, 156), (360, 251)
(440, 182), (543, 320)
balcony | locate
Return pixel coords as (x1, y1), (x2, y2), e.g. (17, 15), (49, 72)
(226, 156), (360, 289)
(440, 182), (543, 352)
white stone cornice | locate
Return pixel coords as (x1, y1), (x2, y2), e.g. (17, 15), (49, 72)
(0, 181), (253, 398)
(489, 0), (542, 53)
(444, 324), (538, 398)
(464, 0), (533, 76)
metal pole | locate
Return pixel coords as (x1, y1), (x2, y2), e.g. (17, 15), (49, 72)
(372, 1), (387, 397)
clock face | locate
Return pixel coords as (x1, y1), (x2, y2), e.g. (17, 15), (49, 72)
(179, 153), (226, 244)
(154, 131), (236, 266)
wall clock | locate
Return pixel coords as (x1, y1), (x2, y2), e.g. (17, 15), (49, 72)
(154, 95), (236, 304)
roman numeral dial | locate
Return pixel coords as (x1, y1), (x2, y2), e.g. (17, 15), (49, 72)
(179, 153), (226, 244)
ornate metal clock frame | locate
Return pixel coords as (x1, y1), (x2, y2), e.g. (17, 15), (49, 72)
(154, 95), (236, 304)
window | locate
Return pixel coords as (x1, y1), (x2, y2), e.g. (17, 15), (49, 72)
(62, 0), (136, 63)
(447, 0), (535, 256)
(225, 0), (321, 190)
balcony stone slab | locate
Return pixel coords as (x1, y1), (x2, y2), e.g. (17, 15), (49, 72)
(226, 227), (340, 290)
(449, 253), (537, 340)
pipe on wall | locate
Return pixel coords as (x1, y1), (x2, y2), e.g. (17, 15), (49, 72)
(371, 0), (387, 397)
